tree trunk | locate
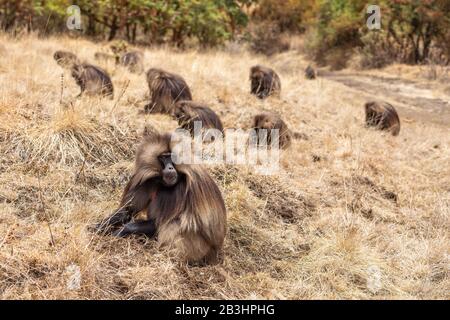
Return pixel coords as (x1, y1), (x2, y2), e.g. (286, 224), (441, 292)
(132, 23), (137, 43)
(125, 22), (131, 42)
(108, 16), (118, 41)
(87, 14), (96, 36)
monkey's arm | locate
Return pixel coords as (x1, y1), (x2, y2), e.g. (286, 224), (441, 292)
(92, 206), (132, 233)
(92, 176), (155, 234)
(112, 220), (157, 238)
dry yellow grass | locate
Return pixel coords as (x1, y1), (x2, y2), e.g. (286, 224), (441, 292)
(0, 34), (448, 300)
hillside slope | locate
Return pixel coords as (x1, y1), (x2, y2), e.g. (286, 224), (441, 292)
(0, 35), (448, 299)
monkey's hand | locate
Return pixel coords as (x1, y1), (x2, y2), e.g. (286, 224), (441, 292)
(111, 220), (157, 238)
(88, 208), (133, 235)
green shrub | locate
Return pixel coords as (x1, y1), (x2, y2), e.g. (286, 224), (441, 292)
(251, 0), (317, 33)
(0, 0), (249, 47)
(305, 0), (450, 69)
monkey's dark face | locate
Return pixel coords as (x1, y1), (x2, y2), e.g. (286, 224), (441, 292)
(250, 70), (264, 83)
(158, 152), (178, 187)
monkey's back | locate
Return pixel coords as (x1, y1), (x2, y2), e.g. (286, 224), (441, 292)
(254, 112), (292, 149)
(53, 50), (79, 69)
(365, 101), (400, 136)
(196, 106), (224, 132)
(276, 118), (292, 148)
(71, 63), (114, 98)
(181, 103), (223, 133)
(145, 68), (192, 114)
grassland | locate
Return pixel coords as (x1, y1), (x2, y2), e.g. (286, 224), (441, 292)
(0, 34), (448, 299)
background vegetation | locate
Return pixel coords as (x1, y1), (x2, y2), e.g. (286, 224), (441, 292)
(1, 1), (449, 68)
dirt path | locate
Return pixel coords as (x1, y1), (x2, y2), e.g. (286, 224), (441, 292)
(322, 71), (450, 127)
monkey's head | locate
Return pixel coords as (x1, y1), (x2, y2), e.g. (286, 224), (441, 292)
(136, 130), (187, 188)
(365, 101), (384, 113)
(54, 50), (79, 69)
(253, 113), (280, 131)
(250, 65), (265, 82)
(173, 101), (196, 123)
(70, 64), (85, 81)
(146, 68), (165, 86)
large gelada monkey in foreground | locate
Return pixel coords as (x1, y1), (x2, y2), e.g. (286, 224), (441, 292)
(93, 130), (227, 264)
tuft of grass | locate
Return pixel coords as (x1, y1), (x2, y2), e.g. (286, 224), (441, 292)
(5, 107), (136, 167)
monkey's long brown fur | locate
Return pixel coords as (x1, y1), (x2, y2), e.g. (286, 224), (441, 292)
(250, 65), (281, 99)
(173, 100), (223, 135)
(145, 68), (192, 114)
(253, 112), (292, 149)
(71, 63), (114, 98)
(365, 101), (400, 136)
(94, 131), (227, 264)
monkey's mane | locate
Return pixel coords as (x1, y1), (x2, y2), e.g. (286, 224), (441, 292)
(131, 131), (225, 239)
(175, 101), (223, 132)
(162, 163), (226, 242)
(146, 69), (192, 113)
